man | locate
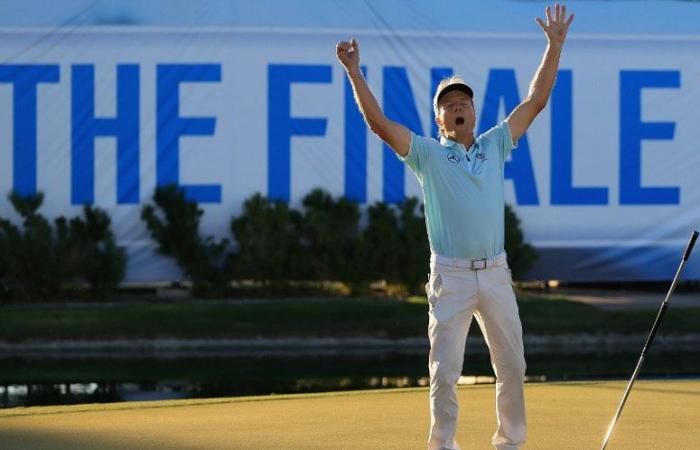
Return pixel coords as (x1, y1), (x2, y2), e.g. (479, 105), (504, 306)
(336, 4), (573, 450)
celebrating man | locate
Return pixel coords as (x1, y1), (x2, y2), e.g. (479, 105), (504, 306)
(336, 4), (573, 449)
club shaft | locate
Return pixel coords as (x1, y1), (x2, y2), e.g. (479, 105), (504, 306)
(599, 230), (697, 450)
(641, 262), (685, 356)
(600, 356), (645, 450)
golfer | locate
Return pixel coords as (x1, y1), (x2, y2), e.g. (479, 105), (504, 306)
(336, 4), (573, 449)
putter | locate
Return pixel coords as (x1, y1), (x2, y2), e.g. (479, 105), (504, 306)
(600, 229), (699, 450)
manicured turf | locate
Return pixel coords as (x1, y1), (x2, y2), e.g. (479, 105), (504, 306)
(0, 380), (698, 449)
(2, 296), (700, 341)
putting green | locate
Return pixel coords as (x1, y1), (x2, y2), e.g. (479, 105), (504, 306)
(0, 380), (698, 449)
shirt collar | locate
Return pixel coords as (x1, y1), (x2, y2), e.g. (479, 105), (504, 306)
(440, 135), (476, 151)
(440, 136), (459, 147)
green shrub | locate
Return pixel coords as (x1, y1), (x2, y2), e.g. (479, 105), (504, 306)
(299, 189), (364, 287)
(225, 192), (542, 294)
(143, 188), (536, 297)
(66, 206), (127, 299)
(505, 203), (537, 280)
(0, 192), (70, 299)
(0, 193), (127, 300)
(229, 193), (307, 284)
(361, 197), (429, 295)
(397, 197), (430, 293)
(141, 184), (229, 296)
(0, 221), (8, 295)
(1, 190), (536, 299)
(362, 202), (402, 283)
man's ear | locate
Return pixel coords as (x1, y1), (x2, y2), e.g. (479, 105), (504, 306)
(434, 114), (443, 130)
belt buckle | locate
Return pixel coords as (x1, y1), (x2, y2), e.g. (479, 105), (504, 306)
(470, 258), (487, 270)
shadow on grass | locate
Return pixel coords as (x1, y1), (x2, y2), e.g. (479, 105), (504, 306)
(0, 429), (171, 450)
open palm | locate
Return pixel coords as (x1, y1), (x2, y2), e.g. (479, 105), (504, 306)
(536, 3), (574, 47)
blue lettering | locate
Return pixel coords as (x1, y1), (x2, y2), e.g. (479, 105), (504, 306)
(619, 70), (680, 205)
(430, 67), (453, 139)
(72, 64), (139, 205)
(383, 67), (424, 204)
(268, 64), (331, 202)
(156, 64), (222, 203)
(0, 64), (59, 196)
(344, 66), (367, 203)
(551, 70), (608, 205)
(479, 69), (539, 206)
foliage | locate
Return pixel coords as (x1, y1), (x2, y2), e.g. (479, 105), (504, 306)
(299, 189), (365, 288)
(0, 187), (537, 300)
(0, 193), (126, 299)
(397, 198), (430, 292)
(505, 203), (538, 280)
(229, 193), (306, 283)
(0, 192), (66, 299)
(66, 206), (127, 299)
(141, 185), (229, 296)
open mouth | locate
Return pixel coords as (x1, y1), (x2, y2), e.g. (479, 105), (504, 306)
(455, 117), (465, 126)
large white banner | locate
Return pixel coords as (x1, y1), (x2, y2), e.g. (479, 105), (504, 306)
(0, 28), (698, 281)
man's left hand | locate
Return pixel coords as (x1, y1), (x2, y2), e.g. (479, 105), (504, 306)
(536, 3), (574, 48)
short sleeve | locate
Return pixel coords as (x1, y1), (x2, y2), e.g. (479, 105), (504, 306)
(397, 132), (431, 177)
(480, 120), (517, 162)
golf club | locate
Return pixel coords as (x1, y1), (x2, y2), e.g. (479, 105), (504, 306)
(600, 229), (699, 450)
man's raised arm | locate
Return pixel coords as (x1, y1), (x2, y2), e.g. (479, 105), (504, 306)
(507, 3), (574, 143)
(336, 38), (411, 157)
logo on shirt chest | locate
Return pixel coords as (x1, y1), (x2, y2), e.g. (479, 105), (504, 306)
(446, 151), (487, 165)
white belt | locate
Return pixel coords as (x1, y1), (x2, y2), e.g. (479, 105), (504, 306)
(430, 252), (507, 271)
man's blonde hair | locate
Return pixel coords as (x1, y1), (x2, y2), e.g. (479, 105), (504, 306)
(433, 75), (471, 116)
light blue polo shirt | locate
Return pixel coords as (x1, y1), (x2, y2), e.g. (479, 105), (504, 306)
(399, 120), (516, 260)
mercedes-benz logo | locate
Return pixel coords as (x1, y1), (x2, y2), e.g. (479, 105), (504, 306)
(447, 152), (460, 164)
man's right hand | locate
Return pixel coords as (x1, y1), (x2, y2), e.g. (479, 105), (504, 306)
(335, 37), (411, 157)
(336, 38), (360, 73)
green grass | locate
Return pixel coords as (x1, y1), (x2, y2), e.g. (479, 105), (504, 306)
(518, 294), (700, 335)
(0, 298), (426, 341)
(0, 295), (699, 341)
(0, 380), (699, 449)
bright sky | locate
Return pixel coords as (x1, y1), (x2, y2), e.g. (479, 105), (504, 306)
(0, 0), (699, 34)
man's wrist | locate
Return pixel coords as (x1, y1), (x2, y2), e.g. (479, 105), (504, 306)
(547, 40), (564, 51)
(346, 66), (362, 78)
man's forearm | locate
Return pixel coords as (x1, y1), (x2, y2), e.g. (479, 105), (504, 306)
(527, 42), (563, 109)
(346, 68), (388, 134)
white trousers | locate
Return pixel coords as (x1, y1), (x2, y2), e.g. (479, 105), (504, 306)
(426, 254), (527, 450)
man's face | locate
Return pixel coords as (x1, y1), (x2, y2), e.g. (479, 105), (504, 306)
(436, 90), (476, 138)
